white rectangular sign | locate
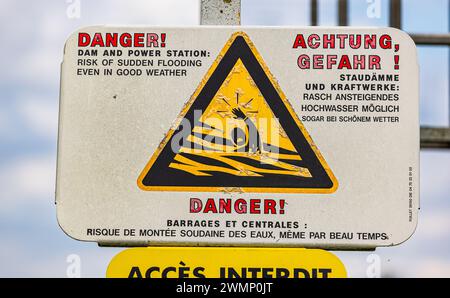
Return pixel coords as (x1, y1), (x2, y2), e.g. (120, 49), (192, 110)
(57, 26), (419, 249)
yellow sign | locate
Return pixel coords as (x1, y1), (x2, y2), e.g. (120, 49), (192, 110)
(106, 247), (347, 278)
(138, 32), (337, 193)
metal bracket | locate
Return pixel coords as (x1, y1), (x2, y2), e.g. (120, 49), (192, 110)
(421, 127), (450, 149)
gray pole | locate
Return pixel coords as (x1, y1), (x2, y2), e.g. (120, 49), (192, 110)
(200, 0), (241, 25)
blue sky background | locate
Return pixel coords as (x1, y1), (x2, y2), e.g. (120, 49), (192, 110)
(0, 0), (449, 277)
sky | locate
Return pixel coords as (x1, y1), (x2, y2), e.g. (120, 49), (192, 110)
(0, 0), (449, 277)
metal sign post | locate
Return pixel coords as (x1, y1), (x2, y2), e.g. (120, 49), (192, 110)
(200, 0), (241, 26)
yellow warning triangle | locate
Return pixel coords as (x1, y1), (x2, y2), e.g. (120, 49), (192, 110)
(138, 32), (337, 194)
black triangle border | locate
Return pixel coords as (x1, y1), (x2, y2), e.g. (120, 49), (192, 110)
(138, 33), (337, 193)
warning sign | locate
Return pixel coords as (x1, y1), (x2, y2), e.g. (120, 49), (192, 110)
(106, 247), (347, 278)
(138, 33), (337, 193)
(57, 26), (419, 249)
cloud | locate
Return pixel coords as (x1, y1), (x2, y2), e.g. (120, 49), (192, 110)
(243, 0), (309, 25)
(337, 248), (450, 278)
(0, 155), (56, 213)
(416, 210), (450, 239)
(0, 235), (121, 277)
(411, 258), (450, 278)
(378, 255), (450, 278)
(420, 151), (450, 204)
(18, 98), (59, 139)
(0, 108), (11, 135)
(95, 0), (199, 25)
